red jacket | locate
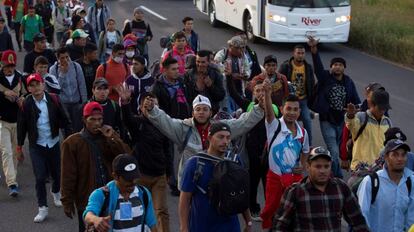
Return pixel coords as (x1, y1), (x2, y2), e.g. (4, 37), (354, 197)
(4, 0), (29, 19)
(161, 46), (194, 75)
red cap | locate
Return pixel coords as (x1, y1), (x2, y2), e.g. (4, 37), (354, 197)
(1, 50), (17, 66)
(26, 73), (44, 85)
(83, 102), (103, 118)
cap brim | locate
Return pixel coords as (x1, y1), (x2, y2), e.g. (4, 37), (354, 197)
(121, 169), (140, 182)
(308, 154), (332, 161)
(391, 143), (411, 152)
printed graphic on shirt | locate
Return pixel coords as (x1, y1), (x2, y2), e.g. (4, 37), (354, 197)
(328, 84), (346, 111)
(291, 63), (307, 99)
(270, 134), (302, 174)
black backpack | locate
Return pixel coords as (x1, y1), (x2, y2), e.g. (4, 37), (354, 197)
(193, 153), (250, 216)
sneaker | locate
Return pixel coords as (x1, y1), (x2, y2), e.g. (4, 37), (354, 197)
(8, 185), (19, 197)
(251, 211), (263, 222)
(51, 191), (62, 207)
(34, 206), (48, 223)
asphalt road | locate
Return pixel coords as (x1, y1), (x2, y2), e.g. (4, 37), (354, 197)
(0, 0), (413, 231)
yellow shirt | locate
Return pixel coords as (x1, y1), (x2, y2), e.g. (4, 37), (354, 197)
(291, 61), (307, 99)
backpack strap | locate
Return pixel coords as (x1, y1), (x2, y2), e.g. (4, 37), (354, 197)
(369, 172), (380, 204)
(354, 112), (369, 142)
(192, 153), (221, 194)
(99, 186), (110, 217)
(103, 63), (107, 78)
(110, 100), (117, 112)
(137, 185), (148, 232)
(48, 93), (60, 107)
(268, 120), (282, 153)
(178, 127), (192, 153)
(406, 176), (412, 196)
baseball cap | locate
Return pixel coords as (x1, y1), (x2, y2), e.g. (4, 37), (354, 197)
(83, 102), (103, 118)
(371, 89), (391, 110)
(1, 50), (17, 66)
(383, 139), (411, 154)
(123, 38), (137, 48)
(33, 33), (47, 42)
(227, 36), (245, 48)
(192, 94), (211, 109)
(72, 29), (89, 39)
(208, 122), (231, 136)
(384, 127), (407, 145)
(93, 78), (109, 88)
(365, 82), (384, 92)
(263, 55), (277, 65)
(26, 73), (44, 86)
(308, 146), (332, 161)
(112, 154), (141, 181)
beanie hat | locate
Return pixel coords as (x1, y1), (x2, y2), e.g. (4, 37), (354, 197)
(330, 57), (346, 68)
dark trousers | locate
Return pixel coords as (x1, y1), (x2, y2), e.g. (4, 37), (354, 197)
(24, 40), (34, 52)
(13, 22), (22, 50)
(77, 210), (86, 232)
(29, 143), (61, 207)
(44, 26), (54, 44)
(5, 7), (13, 29)
(248, 151), (268, 213)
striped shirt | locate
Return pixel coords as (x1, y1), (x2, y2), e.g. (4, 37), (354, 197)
(113, 187), (149, 232)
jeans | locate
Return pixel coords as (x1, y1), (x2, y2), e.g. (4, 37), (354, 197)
(320, 120), (343, 178)
(248, 151), (267, 214)
(0, 121), (18, 187)
(29, 143), (61, 207)
(299, 99), (312, 146)
(56, 31), (65, 45)
(138, 174), (170, 232)
(13, 22), (22, 50)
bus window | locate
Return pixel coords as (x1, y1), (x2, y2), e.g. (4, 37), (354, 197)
(268, 0), (350, 8)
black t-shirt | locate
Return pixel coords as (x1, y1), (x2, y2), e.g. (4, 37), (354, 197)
(23, 49), (57, 74)
(77, 58), (101, 98)
(320, 79), (347, 125)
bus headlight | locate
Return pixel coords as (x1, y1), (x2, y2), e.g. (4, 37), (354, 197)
(269, 14), (287, 24)
(336, 15), (350, 24)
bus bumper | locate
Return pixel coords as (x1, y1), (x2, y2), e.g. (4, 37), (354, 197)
(265, 21), (350, 43)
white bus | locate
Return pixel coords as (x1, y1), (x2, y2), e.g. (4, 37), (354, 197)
(194, 0), (351, 43)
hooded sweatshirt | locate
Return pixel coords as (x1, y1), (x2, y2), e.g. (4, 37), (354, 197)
(124, 68), (153, 114)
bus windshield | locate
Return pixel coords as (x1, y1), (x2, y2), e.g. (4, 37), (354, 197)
(268, 0), (350, 8)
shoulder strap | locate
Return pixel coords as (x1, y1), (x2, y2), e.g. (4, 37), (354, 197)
(369, 172), (380, 204)
(406, 176), (412, 196)
(137, 185), (149, 232)
(110, 100), (117, 111)
(223, 48), (228, 61)
(49, 93), (60, 107)
(179, 128), (192, 153)
(268, 120), (282, 152)
(103, 63), (107, 78)
(99, 186), (110, 217)
(299, 126), (305, 144)
(354, 112), (369, 142)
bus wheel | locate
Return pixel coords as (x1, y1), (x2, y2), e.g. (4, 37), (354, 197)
(209, 1), (219, 27)
(244, 13), (258, 43)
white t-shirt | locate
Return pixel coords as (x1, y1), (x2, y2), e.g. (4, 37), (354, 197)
(105, 31), (117, 55)
(266, 117), (309, 175)
(5, 74), (15, 85)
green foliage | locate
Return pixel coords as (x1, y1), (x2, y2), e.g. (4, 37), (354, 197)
(349, 0), (414, 67)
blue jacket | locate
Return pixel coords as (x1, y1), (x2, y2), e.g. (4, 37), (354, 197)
(310, 51), (360, 115)
(183, 29), (199, 53)
(83, 180), (157, 230)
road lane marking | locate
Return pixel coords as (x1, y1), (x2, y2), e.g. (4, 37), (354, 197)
(139, 5), (167, 21)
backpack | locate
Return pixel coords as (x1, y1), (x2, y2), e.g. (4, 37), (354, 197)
(349, 168), (412, 204)
(22, 15), (42, 32)
(54, 7), (70, 18)
(340, 112), (369, 161)
(192, 152), (250, 216)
